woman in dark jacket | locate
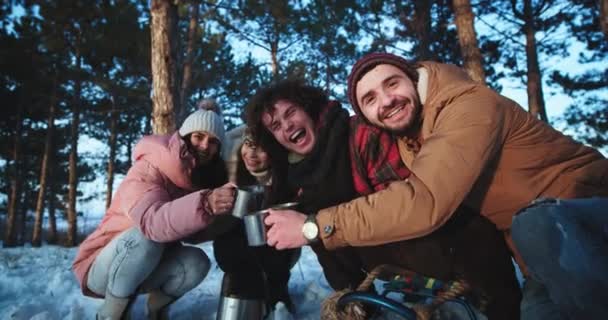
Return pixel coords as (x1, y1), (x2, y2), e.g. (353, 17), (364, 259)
(213, 132), (299, 314)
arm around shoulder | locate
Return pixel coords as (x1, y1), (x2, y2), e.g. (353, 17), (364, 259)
(318, 89), (505, 250)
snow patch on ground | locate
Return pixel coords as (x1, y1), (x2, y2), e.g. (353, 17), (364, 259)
(0, 243), (331, 320)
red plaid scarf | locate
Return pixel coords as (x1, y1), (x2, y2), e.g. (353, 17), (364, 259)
(350, 116), (412, 195)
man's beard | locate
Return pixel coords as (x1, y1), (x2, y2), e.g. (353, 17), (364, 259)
(382, 96), (422, 136)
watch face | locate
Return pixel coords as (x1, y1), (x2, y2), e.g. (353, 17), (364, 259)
(302, 222), (319, 240)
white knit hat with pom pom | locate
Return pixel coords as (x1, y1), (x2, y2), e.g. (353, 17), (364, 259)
(178, 99), (226, 146)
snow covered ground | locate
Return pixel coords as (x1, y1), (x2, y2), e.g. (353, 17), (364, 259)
(0, 238), (516, 320)
(0, 243), (333, 320)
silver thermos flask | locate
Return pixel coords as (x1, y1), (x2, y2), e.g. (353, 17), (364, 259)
(216, 273), (267, 320)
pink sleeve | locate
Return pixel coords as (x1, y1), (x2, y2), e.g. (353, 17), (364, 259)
(128, 188), (214, 242)
(118, 160), (214, 242)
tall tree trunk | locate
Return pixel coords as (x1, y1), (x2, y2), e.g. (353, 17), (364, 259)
(105, 100), (118, 210)
(128, 116), (135, 166)
(178, 2), (199, 124)
(150, 0), (179, 134)
(522, 0), (548, 122)
(411, 0), (433, 60)
(19, 189), (28, 244)
(452, 0), (486, 84)
(601, 0), (608, 40)
(66, 53), (83, 247)
(270, 40), (279, 78)
(47, 166), (57, 244)
(32, 92), (57, 246)
(4, 103), (24, 247)
(325, 55), (331, 94)
(46, 128), (58, 244)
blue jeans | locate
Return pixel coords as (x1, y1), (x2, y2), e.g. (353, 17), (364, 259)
(87, 227), (210, 298)
(511, 198), (608, 320)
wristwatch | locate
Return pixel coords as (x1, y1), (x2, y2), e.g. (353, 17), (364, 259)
(301, 214), (319, 243)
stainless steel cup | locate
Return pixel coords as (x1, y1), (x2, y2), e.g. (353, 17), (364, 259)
(243, 209), (270, 246)
(231, 185), (264, 219)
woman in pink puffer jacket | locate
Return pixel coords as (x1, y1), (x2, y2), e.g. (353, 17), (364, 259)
(73, 101), (235, 319)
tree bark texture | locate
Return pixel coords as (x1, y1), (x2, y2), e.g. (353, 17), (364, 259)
(452, 0), (486, 84)
(32, 93), (56, 246)
(4, 103), (24, 247)
(522, 0), (548, 122)
(66, 53), (83, 246)
(105, 102), (118, 210)
(151, 0), (179, 134)
(178, 2), (200, 124)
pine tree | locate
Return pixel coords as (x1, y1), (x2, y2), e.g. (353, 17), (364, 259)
(32, 79), (58, 246)
(35, 0), (100, 246)
(295, 1), (362, 96)
(150, 0), (179, 134)
(452, 0), (486, 84)
(214, 0), (304, 78)
(177, 1), (200, 124)
(551, 0), (607, 148)
(478, 0), (577, 123)
(85, 0), (151, 211)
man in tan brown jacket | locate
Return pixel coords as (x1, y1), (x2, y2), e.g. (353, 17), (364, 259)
(266, 53), (608, 319)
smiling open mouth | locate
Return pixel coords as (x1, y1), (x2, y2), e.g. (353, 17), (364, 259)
(385, 105), (405, 119)
(289, 129), (306, 143)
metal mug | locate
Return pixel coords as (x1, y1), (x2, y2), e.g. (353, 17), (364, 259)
(231, 185), (264, 219)
(243, 209), (270, 246)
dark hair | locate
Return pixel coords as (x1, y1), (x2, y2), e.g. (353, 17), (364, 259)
(233, 141), (294, 206)
(244, 80), (328, 205)
(181, 132), (227, 189)
(181, 133), (221, 150)
(245, 80), (329, 156)
(234, 142), (258, 187)
(191, 154), (228, 189)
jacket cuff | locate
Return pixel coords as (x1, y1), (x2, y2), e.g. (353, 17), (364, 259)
(316, 208), (347, 250)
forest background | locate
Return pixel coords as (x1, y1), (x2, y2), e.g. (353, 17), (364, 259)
(0, 0), (606, 248)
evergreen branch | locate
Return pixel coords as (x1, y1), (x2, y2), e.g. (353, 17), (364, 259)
(198, 0), (240, 12)
(356, 19), (410, 55)
(278, 37), (304, 53)
(477, 0), (523, 27)
(215, 17), (271, 51)
(477, 15), (525, 47)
